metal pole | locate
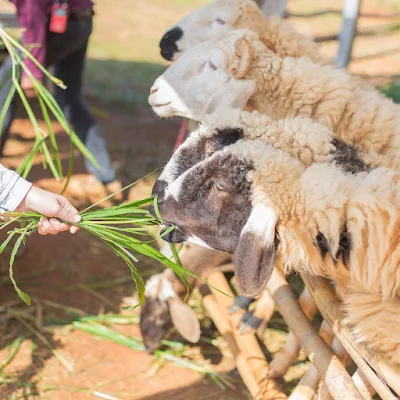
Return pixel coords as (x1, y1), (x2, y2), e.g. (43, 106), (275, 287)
(336, 0), (362, 69)
(260, 0), (289, 17)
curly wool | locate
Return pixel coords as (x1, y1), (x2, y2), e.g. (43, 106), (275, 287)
(229, 30), (400, 158)
(199, 109), (400, 170)
(235, 0), (329, 64)
(231, 141), (400, 365)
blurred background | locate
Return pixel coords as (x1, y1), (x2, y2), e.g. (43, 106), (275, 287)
(0, 0), (399, 399)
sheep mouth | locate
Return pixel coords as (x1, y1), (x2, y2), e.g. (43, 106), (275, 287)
(151, 101), (172, 108)
(160, 223), (187, 243)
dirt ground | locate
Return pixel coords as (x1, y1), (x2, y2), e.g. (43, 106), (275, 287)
(0, 0), (399, 399)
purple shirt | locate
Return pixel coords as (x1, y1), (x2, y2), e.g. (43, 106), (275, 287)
(11, 0), (93, 80)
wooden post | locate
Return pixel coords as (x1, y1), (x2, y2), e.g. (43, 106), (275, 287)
(267, 269), (363, 400)
(302, 273), (399, 400)
(201, 286), (261, 397)
(207, 270), (287, 400)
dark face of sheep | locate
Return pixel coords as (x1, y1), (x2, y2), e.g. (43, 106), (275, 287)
(150, 146), (280, 297)
(152, 127), (244, 198)
(140, 298), (173, 353)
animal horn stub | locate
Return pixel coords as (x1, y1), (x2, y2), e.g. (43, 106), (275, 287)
(230, 38), (252, 79)
(260, 37), (277, 53)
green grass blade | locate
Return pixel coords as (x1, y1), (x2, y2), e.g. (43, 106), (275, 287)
(37, 93), (62, 177)
(72, 321), (145, 351)
(81, 171), (156, 214)
(0, 335), (25, 374)
(9, 232), (31, 305)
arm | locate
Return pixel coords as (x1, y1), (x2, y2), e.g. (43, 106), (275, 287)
(12, 0), (48, 81)
(0, 163), (31, 212)
(0, 164), (81, 235)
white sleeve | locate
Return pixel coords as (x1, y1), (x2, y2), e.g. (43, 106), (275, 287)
(0, 164), (32, 211)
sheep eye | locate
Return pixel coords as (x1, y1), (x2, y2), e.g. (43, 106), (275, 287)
(208, 60), (217, 70)
(215, 18), (225, 25)
(215, 182), (227, 192)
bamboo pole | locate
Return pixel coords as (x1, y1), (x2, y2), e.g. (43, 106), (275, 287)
(288, 320), (335, 400)
(201, 286), (260, 397)
(352, 369), (375, 400)
(267, 269), (363, 400)
(302, 273), (399, 400)
(269, 287), (317, 378)
(207, 270), (287, 400)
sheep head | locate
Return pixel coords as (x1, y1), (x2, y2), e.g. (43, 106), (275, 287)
(140, 268), (201, 353)
(150, 140), (303, 297)
(149, 29), (276, 121)
(159, 0), (264, 61)
(152, 111), (245, 198)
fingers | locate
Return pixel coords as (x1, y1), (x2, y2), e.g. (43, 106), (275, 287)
(55, 196), (81, 224)
(69, 225), (80, 234)
(38, 217), (71, 236)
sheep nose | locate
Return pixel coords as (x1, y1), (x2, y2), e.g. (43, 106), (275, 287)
(150, 86), (158, 95)
(152, 179), (168, 198)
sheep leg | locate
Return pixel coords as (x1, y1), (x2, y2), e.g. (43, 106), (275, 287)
(268, 287), (317, 379)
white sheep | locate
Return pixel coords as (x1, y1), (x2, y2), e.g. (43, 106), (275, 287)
(159, 0), (328, 64)
(149, 29), (400, 157)
(151, 139), (400, 366)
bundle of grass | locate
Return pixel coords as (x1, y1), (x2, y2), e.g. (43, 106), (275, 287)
(0, 184), (191, 306)
(0, 25), (96, 184)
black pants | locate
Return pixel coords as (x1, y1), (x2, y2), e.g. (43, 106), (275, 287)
(1, 16), (116, 184)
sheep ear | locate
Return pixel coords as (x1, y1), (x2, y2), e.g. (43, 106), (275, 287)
(233, 204), (277, 297)
(168, 297), (201, 343)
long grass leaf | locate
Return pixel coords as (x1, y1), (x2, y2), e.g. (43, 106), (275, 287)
(0, 335), (24, 373)
(9, 232), (31, 305)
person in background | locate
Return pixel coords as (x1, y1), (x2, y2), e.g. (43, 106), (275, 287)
(0, 163), (80, 235)
(8, 0), (122, 200)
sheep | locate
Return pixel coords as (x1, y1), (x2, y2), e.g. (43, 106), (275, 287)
(152, 108), (400, 196)
(140, 243), (232, 352)
(147, 107), (398, 361)
(149, 29), (400, 157)
(150, 139), (400, 366)
(159, 0), (328, 64)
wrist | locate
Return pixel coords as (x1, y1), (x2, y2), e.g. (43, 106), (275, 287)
(15, 186), (33, 212)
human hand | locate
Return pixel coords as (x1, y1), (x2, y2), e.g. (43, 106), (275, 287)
(20, 74), (38, 99)
(16, 186), (81, 235)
